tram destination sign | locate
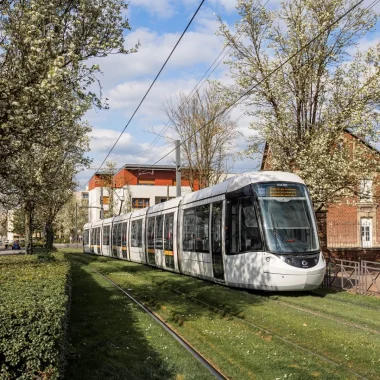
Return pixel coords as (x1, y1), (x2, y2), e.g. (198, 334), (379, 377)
(268, 187), (297, 197)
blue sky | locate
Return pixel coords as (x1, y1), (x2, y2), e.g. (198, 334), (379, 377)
(78, 0), (380, 188)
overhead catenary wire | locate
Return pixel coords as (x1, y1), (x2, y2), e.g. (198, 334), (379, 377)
(144, 0), (368, 169)
(132, 0), (269, 169)
(80, 0), (206, 190)
(82, 0), (374, 196)
(88, 0), (375, 194)
(230, 0), (380, 130)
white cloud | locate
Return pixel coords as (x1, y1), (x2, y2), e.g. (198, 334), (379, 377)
(91, 26), (224, 90)
(107, 78), (200, 115)
(210, 0), (237, 12)
(88, 128), (133, 154)
(131, 0), (175, 19)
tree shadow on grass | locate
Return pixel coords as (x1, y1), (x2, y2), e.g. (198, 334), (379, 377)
(64, 257), (177, 380)
(65, 251), (268, 328)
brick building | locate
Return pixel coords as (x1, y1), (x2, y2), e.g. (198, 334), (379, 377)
(87, 164), (202, 222)
(261, 130), (380, 255)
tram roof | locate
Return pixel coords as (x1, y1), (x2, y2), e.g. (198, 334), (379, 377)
(182, 171), (304, 205)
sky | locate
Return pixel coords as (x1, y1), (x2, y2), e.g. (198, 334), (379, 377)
(78, 0), (380, 189)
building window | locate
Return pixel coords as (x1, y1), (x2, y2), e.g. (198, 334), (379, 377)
(359, 180), (372, 202)
(138, 179), (155, 186)
(102, 196), (109, 205)
(82, 192), (89, 199)
(132, 198), (150, 208)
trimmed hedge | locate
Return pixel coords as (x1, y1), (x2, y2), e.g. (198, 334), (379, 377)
(0, 253), (71, 379)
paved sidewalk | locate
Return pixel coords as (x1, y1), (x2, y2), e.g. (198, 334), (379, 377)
(0, 248), (24, 255)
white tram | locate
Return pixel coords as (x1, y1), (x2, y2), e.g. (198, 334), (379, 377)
(83, 171), (326, 291)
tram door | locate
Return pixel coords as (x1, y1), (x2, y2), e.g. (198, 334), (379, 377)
(211, 201), (225, 281)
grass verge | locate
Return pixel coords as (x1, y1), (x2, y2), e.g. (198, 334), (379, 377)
(64, 249), (214, 380)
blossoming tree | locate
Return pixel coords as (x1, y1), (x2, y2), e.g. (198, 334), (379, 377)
(218, 0), (380, 210)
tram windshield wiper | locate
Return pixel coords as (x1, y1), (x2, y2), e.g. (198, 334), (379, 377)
(270, 211), (299, 255)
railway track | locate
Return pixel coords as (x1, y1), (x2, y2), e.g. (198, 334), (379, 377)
(82, 263), (228, 380)
(92, 268), (369, 380)
(72, 254), (378, 380)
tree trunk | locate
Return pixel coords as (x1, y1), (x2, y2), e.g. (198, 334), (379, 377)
(45, 221), (54, 250)
(24, 202), (34, 254)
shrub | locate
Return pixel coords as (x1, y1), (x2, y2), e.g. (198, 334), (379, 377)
(0, 254), (71, 379)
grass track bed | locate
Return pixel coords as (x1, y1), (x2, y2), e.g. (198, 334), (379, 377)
(65, 251), (380, 380)
(65, 251), (214, 380)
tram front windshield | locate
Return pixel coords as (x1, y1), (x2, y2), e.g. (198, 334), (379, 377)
(254, 183), (319, 254)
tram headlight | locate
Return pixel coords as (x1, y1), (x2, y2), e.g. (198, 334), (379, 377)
(266, 257), (271, 262)
(285, 258), (292, 265)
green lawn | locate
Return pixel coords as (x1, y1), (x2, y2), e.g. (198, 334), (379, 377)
(65, 250), (214, 380)
(64, 250), (380, 380)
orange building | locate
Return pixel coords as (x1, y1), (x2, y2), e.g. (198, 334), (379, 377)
(86, 165), (201, 222)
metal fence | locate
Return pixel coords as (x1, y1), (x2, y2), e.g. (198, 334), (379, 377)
(324, 258), (380, 295)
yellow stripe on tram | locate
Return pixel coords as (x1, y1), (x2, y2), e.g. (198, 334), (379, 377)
(164, 250), (174, 256)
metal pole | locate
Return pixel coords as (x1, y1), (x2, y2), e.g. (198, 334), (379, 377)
(175, 140), (181, 197)
(75, 202), (78, 248)
(100, 186), (104, 219)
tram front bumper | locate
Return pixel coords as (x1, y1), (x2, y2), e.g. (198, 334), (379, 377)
(263, 269), (326, 291)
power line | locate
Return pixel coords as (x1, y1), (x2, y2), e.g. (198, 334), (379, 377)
(81, 0), (206, 189)
(83, 0), (373, 196)
(147, 0), (368, 168)
(134, 0), (269, 168)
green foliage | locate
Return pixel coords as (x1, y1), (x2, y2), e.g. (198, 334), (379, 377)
(0, 254), (70, 379)
(37, 251), (56, 263)
(11, 208), (25, 236)
(218, 0), (380, 209)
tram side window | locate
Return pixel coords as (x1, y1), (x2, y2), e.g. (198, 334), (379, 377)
(226, 197), (262, 254)
(155, 215), (164, 249)
(131, 219), (143, 247)
(228, 199), (239, 254)
(195, 205), (210, 253)
(241, 197), (262, 251)
(183, 208), (195, 251)
(103, 226), (110, 245)
(147, 217), (155, 249)
(84, 230), (89, 245)
(121, 222), (127, 246)
(212, 202), (222, 254)
(112, 224), (118, 246)
(96, 228), (101, 246)
(164, 213), (174, 251)
(117, 223), (122, 246)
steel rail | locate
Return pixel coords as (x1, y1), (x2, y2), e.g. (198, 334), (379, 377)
(87, 267), (228, 380)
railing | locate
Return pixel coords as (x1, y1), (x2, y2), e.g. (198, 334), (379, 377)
(360, 261), (380, 295)
(324, 258), (380, 296)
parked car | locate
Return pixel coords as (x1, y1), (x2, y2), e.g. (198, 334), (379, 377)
(12, 241), (21, 250)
